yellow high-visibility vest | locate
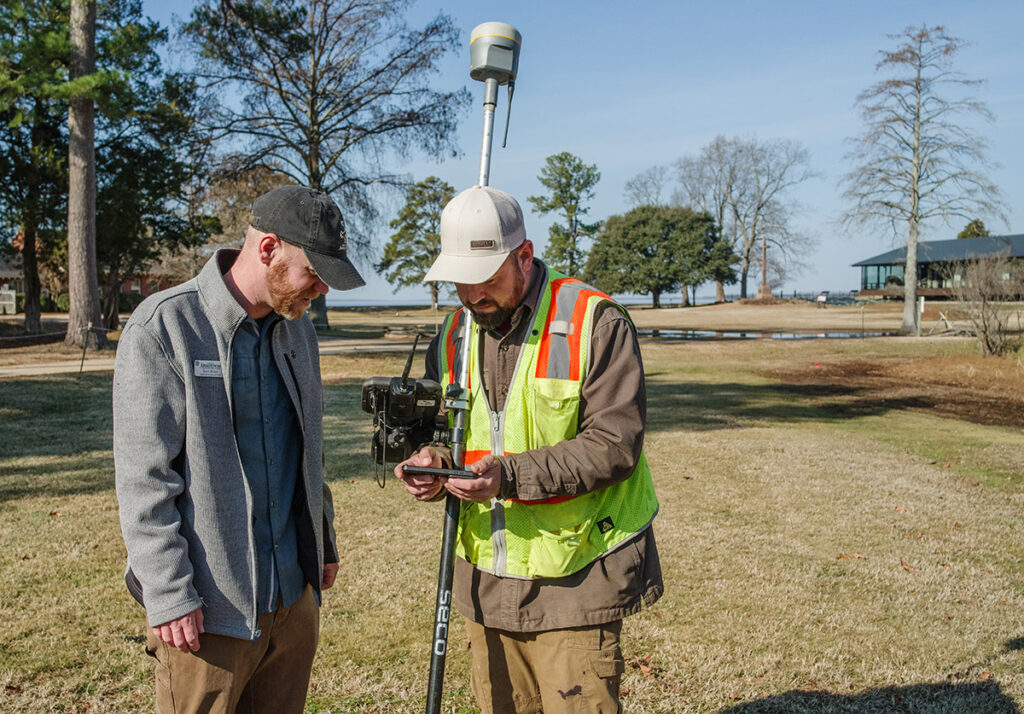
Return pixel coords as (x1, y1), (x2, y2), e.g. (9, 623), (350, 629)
(438, 266), (658, 579)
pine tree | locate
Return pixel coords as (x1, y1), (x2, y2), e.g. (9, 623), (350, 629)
(376, 177), (454, 309)
(527, 152), (601, 276)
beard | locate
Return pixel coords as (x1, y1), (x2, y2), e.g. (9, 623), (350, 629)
(465, 262), (526, 331)
(266, 259), (316, 320)
(469, 302), (515, 331)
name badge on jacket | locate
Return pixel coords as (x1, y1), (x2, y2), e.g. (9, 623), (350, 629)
(194, 360), (223, 378)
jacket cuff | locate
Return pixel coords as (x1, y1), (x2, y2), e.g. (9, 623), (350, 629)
(146, 593), (203, 629)
(323, 538), (339, 565)
(496, 455), (518, 500)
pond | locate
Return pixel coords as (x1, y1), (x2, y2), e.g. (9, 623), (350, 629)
(636, 329), (897, 341)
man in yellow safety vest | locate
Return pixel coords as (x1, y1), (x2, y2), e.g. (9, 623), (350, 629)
(396, 185), (662, 713)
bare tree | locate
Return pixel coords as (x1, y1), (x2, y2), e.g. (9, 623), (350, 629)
(184, 0), (468, 248)
(674, 135), (815, 301)
(184, 0), (468, 323)
(623, 165), (669, 208)
(673, 137), (737, 302)
(944, 253), (1023, 356)
(841, 25), (1006, 335)
(65, 0), (106, 348)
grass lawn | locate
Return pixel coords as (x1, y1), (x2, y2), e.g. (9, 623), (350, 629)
(1, 337), (1022, 712)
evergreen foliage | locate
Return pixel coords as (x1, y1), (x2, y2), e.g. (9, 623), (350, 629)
(527, 152), (601, 277)
(585, 205), (737, 308)
(376, 176), (454, 309)
(957, 219), (990, 239)
(0, 0), (212, 332)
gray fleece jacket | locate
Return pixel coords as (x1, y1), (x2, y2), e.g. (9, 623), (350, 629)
(113, 250), (337, 640)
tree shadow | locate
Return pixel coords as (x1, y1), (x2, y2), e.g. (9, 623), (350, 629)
(644, 379), (910, 434)
(720, 681), (1020, 713)
(323, 384), (379, 483)
(0, 374), (115, 503)
(0, 452), (114, 503)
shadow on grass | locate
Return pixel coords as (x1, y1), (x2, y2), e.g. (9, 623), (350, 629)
(0, 376), (381, 500)
(645, 379), (911, 433)
(0, 452), (113, 503)
(323, 384), (379, 483)
(720, 681), (1020, 713)
(0, 374), (114, 503)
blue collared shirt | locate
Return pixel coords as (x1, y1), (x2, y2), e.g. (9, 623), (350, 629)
(231, 314), (304, 613)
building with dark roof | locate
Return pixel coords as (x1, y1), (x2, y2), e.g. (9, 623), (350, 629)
(852, 234), (1024, 298)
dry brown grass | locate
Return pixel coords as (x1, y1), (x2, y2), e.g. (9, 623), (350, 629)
(1, 332), (1022, 712)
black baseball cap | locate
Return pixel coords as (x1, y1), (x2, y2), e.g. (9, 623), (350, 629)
(251, 186), (365, 291)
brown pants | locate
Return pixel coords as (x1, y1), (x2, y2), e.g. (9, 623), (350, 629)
(467, 619), (624, 714)
(145, 586), (319, 714)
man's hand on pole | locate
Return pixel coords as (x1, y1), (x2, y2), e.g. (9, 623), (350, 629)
(153, 607), (205, 653)
(396, 446), (446, 501)
(444, 454), (500, 503)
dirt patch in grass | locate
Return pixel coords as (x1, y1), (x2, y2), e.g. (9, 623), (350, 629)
(767, 352), (1024, 429)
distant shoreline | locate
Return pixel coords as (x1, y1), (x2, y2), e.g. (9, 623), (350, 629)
(324, 291), (857, 309)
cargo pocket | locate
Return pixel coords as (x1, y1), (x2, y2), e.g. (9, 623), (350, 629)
(580, 649), (624, 713)
(145, 634), (177, 713)
(154, 659), (175, 712)
(589, 649), (625, 679)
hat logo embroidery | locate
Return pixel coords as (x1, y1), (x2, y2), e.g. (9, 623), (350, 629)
(470, 240), (495, 249)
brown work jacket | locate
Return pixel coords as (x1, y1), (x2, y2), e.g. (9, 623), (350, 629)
(424, 259), (663, 632)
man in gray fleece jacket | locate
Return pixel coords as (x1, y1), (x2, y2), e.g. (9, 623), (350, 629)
(114, 186), (363, 713)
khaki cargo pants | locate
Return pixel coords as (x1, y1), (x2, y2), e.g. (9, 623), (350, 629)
(467, 619), (624, 713)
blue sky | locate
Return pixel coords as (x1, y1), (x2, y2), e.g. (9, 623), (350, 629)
(145, 0), (1024, 304)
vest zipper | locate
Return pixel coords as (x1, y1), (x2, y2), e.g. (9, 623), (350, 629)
(489, 409), (507, 576)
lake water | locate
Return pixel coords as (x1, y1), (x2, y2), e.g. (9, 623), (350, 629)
(637, 329), (896, 341)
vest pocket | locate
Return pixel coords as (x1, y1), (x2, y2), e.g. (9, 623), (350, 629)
(530, 378), (580, 447)
(531, 518), (599, 577)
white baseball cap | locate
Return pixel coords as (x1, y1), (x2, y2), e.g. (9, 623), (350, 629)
(423, 185), (526, 284)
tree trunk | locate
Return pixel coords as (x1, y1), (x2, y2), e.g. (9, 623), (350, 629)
(739, 265), (750, 299)
(900, 220), (919, 335)
(681, 286), (691, 307)
(899, 52), (924, 337)
(65, 0), (107, 349)
(652, 289), (661, 309)
(430, 283), (439, 311)
(102, 265), (121, 331)
(20, 225), (42, 334)
(715, 279), (726, 303)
